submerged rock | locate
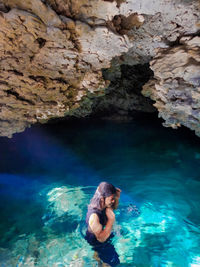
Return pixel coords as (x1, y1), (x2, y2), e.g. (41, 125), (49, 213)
(0, 0), (199, 137)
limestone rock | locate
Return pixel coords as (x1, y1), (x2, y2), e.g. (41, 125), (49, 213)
(92, 63), (155, 119)
(0, 0), (199, 137)
(142, 36), (200, 136)
(0, 5), (108, 137)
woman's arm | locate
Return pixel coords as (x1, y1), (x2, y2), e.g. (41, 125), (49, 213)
(89, 209), (115, 243)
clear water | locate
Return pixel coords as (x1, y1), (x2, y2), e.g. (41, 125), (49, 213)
(0, 115), (200, 267)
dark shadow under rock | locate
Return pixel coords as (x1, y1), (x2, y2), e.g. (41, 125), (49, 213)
(90, 63), (156, 120)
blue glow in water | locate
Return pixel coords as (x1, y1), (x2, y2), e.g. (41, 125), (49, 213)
(0, 116), (200, 266)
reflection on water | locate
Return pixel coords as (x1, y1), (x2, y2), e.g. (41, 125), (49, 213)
(0, 116), (200, 266)
(1, 183), (200, 266)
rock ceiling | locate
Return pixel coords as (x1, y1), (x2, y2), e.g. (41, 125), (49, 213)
(0, 0), (199, 137)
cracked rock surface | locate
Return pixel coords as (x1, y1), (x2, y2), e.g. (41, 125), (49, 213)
(0, 0), (199, 137)
(92, 63), (155, 119)
(142, 36), (200, 137)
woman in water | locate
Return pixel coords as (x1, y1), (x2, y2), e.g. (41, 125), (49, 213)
(85, 182), (121, 266)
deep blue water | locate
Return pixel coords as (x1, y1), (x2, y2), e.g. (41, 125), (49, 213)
(0, 114), (200, 266)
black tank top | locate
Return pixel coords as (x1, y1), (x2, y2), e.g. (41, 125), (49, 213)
(85, 207), (109, 245)
(86, 207), (108, 227)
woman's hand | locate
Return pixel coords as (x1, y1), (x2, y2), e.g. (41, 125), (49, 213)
(116, 188), (121, 198)
(112, 188), (121, 210)
(106, 207), (115, 224)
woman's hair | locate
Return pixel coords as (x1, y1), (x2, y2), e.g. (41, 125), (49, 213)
(88, 182), (117, 210)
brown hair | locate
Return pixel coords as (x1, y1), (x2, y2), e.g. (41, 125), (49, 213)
(88, 182), (117, 210)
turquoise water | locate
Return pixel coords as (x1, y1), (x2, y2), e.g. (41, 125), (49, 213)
(0, 115), (200, 266)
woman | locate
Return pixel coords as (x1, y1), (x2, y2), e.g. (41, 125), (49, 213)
(85, 182), (121, 266)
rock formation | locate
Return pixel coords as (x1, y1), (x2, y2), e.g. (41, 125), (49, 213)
(0, 0), (199, 137)
(92, 63), (155, 119)
(142, 36), (200, 137)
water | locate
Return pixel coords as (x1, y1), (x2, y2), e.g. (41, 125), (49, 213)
(0, 114), (200, 266)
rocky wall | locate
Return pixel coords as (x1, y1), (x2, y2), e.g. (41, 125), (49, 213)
(142, 36), (200, 137)
(0, 0), (199, 137)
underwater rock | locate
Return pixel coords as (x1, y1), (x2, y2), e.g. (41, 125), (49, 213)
(46, 186), (87, 218)
(0, 0), (199, 137)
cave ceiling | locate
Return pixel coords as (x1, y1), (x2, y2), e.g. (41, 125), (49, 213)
(0, 0), (199, 137)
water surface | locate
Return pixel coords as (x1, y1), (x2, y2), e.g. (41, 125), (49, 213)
(0, 114), (200, 266)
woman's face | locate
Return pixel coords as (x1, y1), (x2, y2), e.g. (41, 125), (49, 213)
(104, 194), (116, 208)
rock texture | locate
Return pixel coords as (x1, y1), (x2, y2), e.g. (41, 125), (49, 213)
(0, 0), (199, 137)
(92, 63), (155, 119)
(142, 36), (200, 137)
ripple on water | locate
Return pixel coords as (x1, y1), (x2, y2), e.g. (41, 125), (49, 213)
(0, 119), (200, 266)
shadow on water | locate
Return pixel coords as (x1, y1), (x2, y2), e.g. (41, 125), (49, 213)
(39, 113), (200, 183)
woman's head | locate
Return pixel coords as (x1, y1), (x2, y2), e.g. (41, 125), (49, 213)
(98, 182), (116, 197)
(89, 182), (117, 210)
